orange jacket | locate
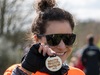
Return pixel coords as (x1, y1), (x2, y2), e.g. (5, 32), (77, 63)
(4, 64), (85, 75)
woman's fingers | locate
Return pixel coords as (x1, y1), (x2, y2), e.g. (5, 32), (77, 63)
(38, 45), (43, 53)
(47, 48), (56, 56)
(38, 45), (48, 56)
(38, 44), (55, 56)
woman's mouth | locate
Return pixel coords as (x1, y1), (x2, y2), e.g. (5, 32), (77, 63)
(56, 51), (67, 56)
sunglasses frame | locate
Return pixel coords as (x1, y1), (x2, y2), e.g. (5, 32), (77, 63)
(37, 33), (76, 46)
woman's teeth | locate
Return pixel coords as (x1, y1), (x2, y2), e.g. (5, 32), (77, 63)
(56, 52), (67, 56)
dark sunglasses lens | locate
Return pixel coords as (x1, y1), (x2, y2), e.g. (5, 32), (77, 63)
(46, 34), (61, 46)
(63, 34), (76, 46)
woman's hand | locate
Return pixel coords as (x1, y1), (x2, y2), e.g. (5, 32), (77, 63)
(21, 43), (55, 73)
(39, 44), (56, 56)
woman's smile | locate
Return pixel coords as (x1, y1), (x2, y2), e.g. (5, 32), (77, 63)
(56, 51), (67, 56)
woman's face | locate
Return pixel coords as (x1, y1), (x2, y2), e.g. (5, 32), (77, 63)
(38, 20), (73, 63)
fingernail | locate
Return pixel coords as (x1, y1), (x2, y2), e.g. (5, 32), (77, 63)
(41, 43), (45, 45)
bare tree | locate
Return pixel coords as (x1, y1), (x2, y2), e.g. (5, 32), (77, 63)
(0, 0), (33, 34)
(0, 0), (33, 47)
(0, 0), (34, 74)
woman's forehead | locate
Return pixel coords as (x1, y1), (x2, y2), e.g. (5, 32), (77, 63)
(45, 21), (72, 35)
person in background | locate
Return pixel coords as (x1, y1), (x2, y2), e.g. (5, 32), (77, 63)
(74, 55), (85, 71)
(4, 0), (85, 75)
(69, 50), (85, 71)
(81, 34), (100, 75)
(69, 56), (77, 67)
(71, 48), (85, 71)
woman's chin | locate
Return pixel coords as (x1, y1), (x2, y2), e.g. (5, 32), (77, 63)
(57, 51), (68, 63)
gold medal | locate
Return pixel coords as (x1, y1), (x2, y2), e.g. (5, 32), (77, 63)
(45, 56), (62, 71)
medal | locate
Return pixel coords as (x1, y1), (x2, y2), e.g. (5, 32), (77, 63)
(45, 56), (62, 71)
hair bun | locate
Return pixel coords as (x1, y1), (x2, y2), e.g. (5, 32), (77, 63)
(37, 0), (56, 12)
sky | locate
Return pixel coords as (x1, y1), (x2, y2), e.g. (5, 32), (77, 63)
(23, 0), (100, 21)
(57, 0), (100, 21)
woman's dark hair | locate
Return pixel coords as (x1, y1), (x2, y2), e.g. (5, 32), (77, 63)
(32, 0), (75, 35)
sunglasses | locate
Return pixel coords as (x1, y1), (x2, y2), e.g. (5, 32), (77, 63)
(37, 34), (76, 46)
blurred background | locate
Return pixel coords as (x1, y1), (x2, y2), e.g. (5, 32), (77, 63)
(0, 0), (100, 74)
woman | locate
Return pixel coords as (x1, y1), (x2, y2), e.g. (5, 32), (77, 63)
(4, 0), (85, 75)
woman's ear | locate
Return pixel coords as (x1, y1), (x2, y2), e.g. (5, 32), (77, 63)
(33, 35), (38, 42)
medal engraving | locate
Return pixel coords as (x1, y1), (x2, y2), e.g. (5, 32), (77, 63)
(45, 56), (62, 71)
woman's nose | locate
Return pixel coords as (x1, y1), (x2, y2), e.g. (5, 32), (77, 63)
(57, 40), (66, 50)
